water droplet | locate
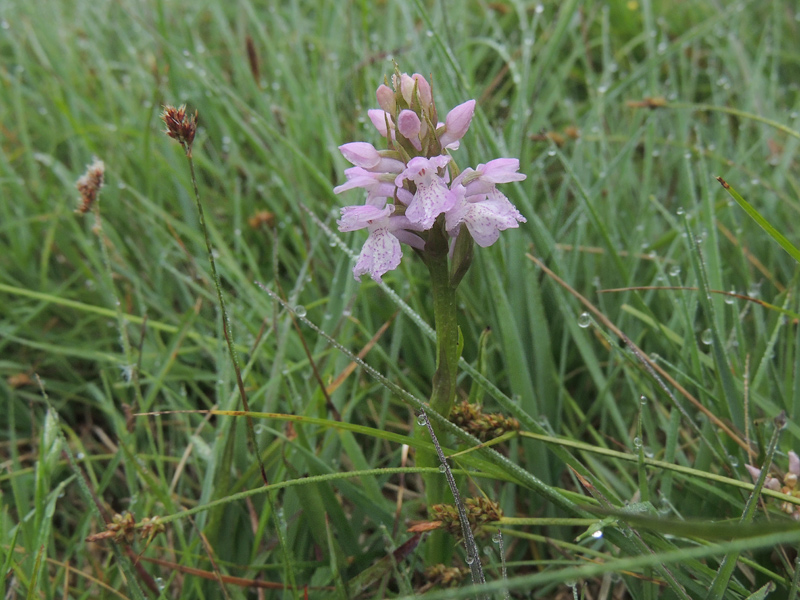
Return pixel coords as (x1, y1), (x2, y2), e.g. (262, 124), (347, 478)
(465, 553), (475, 565)
(293, 305), (307, 317)
(633, 437), (642, 449)
(155, 577), (165, 591)
(76, 452), (85, 460)
(254, 425), (264, 434)
(578, 312), (592, 328)
(747, 282), (761, 298)
(668, 265), (681, 277)
(643, 446), (654, 458)
(535, 4), (544, 13)
(701, 328), (713, 345)
(639, 395), (648, 405)
(438, 463), (447, 473)
(591, 529), (603, 538)
(724, 290), (736, 305)
(492, 532), (502, 544)
(547, 149), (557, 156)
(597, 85), (608, 94)
(417, 413), (426, 426)
(728, 454), (739, 467)
(676, 207), (685, 215)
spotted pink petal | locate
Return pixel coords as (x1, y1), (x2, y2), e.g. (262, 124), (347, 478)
(353, 226), (403, 282)
(395, 155), (454, 229)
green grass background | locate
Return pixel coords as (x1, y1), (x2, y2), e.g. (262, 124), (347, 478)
(3, 0), (800, 598)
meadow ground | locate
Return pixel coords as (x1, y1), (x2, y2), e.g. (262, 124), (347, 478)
(3, 1), (800, 598)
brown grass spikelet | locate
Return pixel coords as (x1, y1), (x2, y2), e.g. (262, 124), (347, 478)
(161, 104), (198, 155)
(75, 158), (105, 213)
(423, 564), (470, 588)
(429, 497), (503, 536)
(449, 400), (519, 442)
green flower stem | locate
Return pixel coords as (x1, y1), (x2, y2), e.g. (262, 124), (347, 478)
(418, 219), (461, 565)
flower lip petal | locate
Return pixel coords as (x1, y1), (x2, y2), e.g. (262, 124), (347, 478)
(353, 226), (402, 282)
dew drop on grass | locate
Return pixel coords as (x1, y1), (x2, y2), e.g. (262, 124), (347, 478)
(535, 4), (544, 13)
(701, 328), (713, 345)
(438, 463), (447, 473)
(591, 529), (604, 538)
(725, 290), (736, 305)
(492, 532), (502, 544)
(293, 305), (306, 317)
(465, 553), (475, 565)
(676, 207), (685, 215)
(639, 395), (648, 405)
(668, 265), (681, 277)
(633, 437), (642, 449)
(416, 413), (426, 426)
(728, 454), (739, 467)
(578, 312), (591, 328)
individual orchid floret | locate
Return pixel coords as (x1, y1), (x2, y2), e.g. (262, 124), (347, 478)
(337, 204), (422, 282)
(458, 158), (528, 193)
(438, 100), (476, 150)
(338, 142), (405, 173)
(395, 155), (455, 229)
(445, 160), (527, 247)
(333, 167), (397, 207)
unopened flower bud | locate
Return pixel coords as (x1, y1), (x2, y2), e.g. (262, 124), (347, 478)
(438, 99), (476, 149)
(411, 73), (432, 108)
(376, 84), (396, 114)
(397, 110), (422, 150)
